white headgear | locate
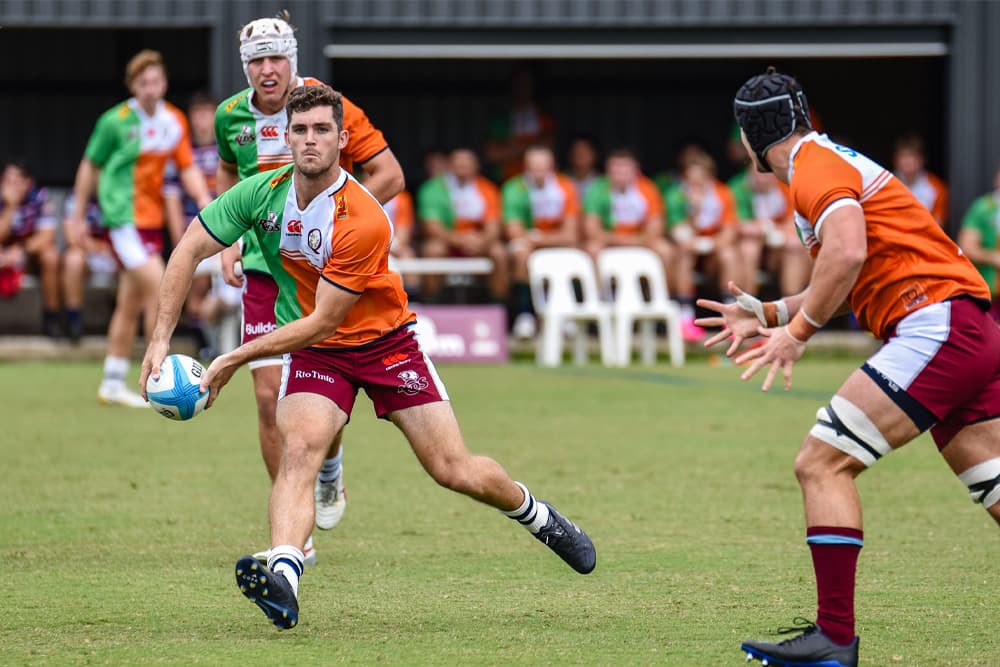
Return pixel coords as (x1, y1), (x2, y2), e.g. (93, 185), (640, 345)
(239, 16), (298, 86)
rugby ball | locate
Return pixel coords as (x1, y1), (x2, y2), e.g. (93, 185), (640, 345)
(146, 354), (210, 421)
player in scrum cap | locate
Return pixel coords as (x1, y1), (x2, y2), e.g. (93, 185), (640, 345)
(698, 67), (1000, 667)
(212, 12), (405, 567)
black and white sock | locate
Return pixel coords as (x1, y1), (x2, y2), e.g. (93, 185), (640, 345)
(267, 545), (304, 597)
(501, 481), (550, 534)
(318, 450), (342, 484)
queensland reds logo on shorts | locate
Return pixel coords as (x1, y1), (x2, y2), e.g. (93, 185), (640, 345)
(397, 369), (428, 396)
(259, 125), (280, 140)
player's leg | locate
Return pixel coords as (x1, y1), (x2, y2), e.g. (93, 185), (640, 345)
(372, 328), (595, 573)
(941, 420), (1000, 526)
(486, 239), (509, 302)
(315, 429), (347, 530)
(420, 237), (449, 300)
(508, 239), (536, 339)
(31, 236), (62, 338)
(100, 226), (162, 406)
(61, 245), (87, 343)
(250, 364), (283, 482)
(742, 369), (919, 667)
(236, 350), (353, 629)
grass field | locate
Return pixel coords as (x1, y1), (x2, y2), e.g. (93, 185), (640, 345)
(2, 358), (996, 666)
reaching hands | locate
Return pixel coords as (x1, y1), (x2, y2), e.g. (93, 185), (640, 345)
(695, 282), (767, 357)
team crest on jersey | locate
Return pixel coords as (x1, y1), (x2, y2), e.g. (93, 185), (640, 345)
(334, 193), (348, 220)
(307, 228), (322, 251)
(397, 370), (428, 396)
(235, 124), (255, 146)
(258, 211), (280, 232)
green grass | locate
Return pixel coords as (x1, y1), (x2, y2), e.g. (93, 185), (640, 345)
(1, 358), (996, 666)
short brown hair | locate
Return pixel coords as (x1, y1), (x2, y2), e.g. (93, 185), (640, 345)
(286, 85), (343, 131)
(124, 49), (166, 87)
(894, 135), (926, 156)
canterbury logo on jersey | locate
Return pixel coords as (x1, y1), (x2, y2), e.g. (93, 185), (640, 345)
(259, 125), (280, 140)
(382, 352), (410, 369)
(287, 219), (303, 235)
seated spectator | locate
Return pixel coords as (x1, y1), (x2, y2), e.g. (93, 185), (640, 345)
(0, 159), (61, 336)
(484, 68), (555, 181)
(663, 148), (741, 340)
(503, 144), (580, 338)
(565, 134), (601, 201)
(958, 164), (1000, 321)
(163, 92), (220, 354)
(61, 193), (117, 342)
(582, 148), (677, 310)
(728, 164), (810, 296)
(419, 148), (507, 302)
(893, 135), (948, 228)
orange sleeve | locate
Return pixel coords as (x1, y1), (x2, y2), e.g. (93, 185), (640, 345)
(323, 194), (390, 294)
(791, 146), (862, 224)
(481, 178), (502, 221)
(932, 174), (949, 223)
(341, 95), (389, 166)
(560, 175), (580, 217)
(639, 177), (664, 217)
(718, 182), (738, 225)
(394, 191), (414, 228)
(169, 105), (194, 169)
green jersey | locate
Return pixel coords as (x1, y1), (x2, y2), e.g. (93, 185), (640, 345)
(961, 193), (1000, 295)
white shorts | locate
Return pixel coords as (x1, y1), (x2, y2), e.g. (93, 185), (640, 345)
(108, 224), (161, 271)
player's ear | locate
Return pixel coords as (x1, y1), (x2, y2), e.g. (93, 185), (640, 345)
(339, 129), (350, 150)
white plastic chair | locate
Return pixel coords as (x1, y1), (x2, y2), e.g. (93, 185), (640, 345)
(597, 247), (685, 367)
(528, 248), (615, 367)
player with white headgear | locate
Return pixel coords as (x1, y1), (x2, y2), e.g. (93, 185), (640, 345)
(214, 10), (405, 567)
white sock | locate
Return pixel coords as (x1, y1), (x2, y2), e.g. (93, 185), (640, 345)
(318, 450), (343, 484)
(102, 356), (129, 386)
(500, 481), (550, 534)
(267, 545), (304, 597)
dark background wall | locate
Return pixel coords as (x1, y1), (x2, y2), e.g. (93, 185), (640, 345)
(0, 0), (994, 229)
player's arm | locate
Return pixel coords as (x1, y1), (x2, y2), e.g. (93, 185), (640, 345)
(68, 159), (100, 226)
(201, 279), (360, 406)
(140, 221), (227, 396)
(178, 164), (213, 210)
(358, 149), (405, 205)
(735, 202), (866, 391)
(958, 227), (1000, 267)
(214, 159), (243, 286)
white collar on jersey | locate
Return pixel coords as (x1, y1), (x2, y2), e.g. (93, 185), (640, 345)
(291, 167), (349, 211)
(127, 97), (164, 120)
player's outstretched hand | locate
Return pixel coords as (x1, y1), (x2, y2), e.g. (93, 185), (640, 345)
(733, 325), (807, 391)
(200, 353), (240, 408)
(139, 339), (171, 400)
(695, 282), (763, 357)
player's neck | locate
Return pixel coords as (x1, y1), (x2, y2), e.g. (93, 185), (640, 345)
(766, 141), (795, 185)
(293, 166), (344, 209)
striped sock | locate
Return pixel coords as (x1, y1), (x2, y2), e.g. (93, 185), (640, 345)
(501, 481), (550, 534)
(318, 451), (343, 484)
(102, 355), (129, 387)
(267, 545), (304, 597)
(806, 526), (863, 646)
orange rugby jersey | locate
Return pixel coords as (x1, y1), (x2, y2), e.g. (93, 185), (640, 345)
(789, 132), (987, 338)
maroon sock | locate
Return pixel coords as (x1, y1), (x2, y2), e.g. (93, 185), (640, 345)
(806, 525), (863, 646)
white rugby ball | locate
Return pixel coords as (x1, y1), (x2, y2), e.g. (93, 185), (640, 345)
(146, 354), (210, 421)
